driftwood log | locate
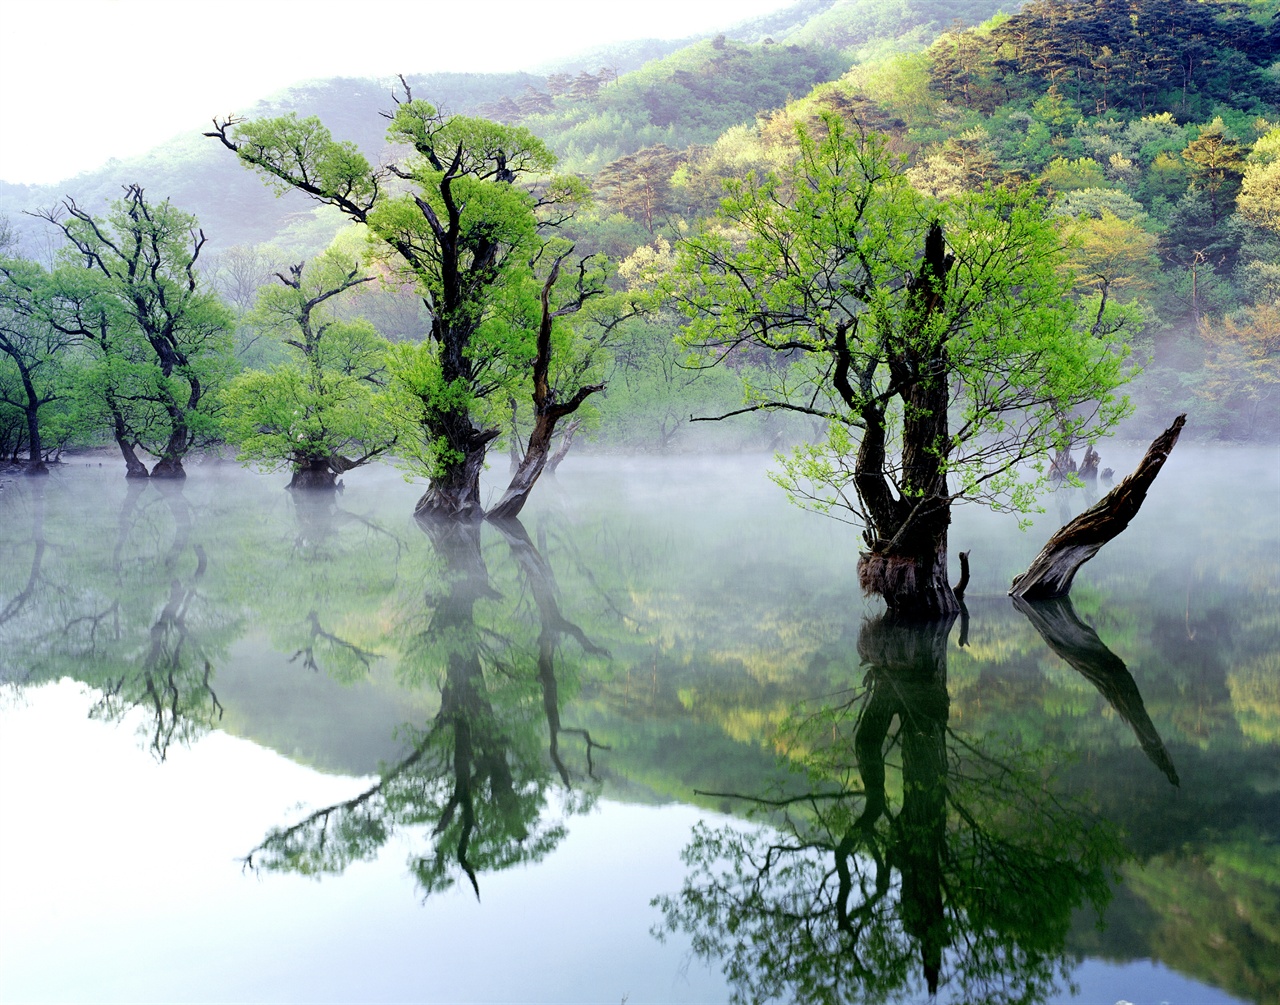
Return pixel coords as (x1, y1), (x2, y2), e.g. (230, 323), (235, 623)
(1014, 596), (1178, 785)
(1010, 415), (1186, 600)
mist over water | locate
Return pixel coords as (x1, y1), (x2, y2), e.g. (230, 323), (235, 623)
(0, 447), (1275, 1004)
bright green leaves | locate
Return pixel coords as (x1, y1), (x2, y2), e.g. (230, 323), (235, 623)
(386, 101), (556, 181)
(670, 113), (1133, 529)
(217, 96), (602, 502)
(385, 341), (472, 478)
(219, 250), (396, 479)
(221, 357), (395, 470)
(231, 114), (378, 213)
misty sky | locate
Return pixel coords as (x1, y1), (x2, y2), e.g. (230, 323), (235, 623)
(0, 0), (791, 187)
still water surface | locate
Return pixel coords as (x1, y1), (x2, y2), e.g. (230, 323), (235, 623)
(0, 449), (1276, 1004)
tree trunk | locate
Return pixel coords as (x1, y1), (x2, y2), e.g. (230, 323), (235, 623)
(150, 456), (186, 479)
(545, 418), (581, 477)
(17, 368), (46, 475)
(486, 253), (603, 522)
(288, 456), (337, 491)
(114, 429), (149, 480)
(488, 415), (556, 521)
(1078, 445), (1100, 482)
(1010, 414), (1185, 600)
(415, 425), (498, 522)
(853, 223), (959, 620)
(858, 532), (959, 619)
(150, 417), (190, 478)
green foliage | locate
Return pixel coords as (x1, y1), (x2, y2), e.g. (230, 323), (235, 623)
(31, 187), (236, 472)
(929, 0), (1280, 119)
(517, 38), (852, 175)
(670, 115), (1130, 529)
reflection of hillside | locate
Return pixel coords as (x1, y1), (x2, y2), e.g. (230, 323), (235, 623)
(657, 613), (1123, 1005)
(1068, 828), (1280, 1004)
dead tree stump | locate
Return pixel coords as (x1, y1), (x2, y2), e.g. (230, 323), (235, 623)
(1078, 445), (1100, 482)
(1010, 415), (1186, 600)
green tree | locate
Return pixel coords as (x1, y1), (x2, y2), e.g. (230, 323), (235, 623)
(33, 185), (234, 478)
(219, 249), (399, 490)
(1182, 118), (1247, 225)
(1236, 127), (1280, 236)
(0, 256), (79, 472)
(669, 117), (1130, 617)
(209, 91), (593, 519)
(595, 144), (687, 233)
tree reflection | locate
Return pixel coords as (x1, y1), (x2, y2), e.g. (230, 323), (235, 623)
(655, 613), (1127, 1005)
(244, 516), (608, 897)
(1015, 595), (1179, 785)
(86, 482), (228, 760)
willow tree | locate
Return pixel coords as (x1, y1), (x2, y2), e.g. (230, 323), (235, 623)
(33, 185), (234, 479)
(219, 250), (398, 490)
(208, 90), (597, 520)
(670, 116), (1130, 617)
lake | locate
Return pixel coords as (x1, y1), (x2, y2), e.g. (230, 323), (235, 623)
(1, 446), (1276, 1004)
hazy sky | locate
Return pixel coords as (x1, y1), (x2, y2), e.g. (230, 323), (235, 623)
(0, 0), (791, 186)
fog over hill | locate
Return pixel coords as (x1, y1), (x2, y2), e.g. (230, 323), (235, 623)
(0, 0), (1010, 256)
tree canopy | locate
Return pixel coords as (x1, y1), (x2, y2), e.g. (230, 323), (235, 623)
(670, 116), (1131, 614)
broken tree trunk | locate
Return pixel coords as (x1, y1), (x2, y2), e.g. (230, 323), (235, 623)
(1010, 414), (1185, 600)
(1078, 445), (1100, 482)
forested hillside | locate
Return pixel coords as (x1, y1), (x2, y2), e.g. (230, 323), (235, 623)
(2, 0), (1279, 484)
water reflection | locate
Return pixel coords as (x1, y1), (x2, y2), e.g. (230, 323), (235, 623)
(655, 612), (1132, 1005)
(2, 479), (233, 759)
(243, 515), (609, 898)
(1015, 595), (1179, 785)
(1, 457), (1276, 1002)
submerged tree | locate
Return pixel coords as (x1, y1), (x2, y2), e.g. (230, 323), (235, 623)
(0, 257), (77, 473)
(219, 249), (398, 490)
(209, 88), (601, 519)
(32, 185), (234, 478)
(669, 116), (1130, 616)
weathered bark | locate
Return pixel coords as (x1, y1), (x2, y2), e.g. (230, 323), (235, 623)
(858, 532), (958, 619)
(118, 443), (149, 479)
(953, 550), (970, 600)
(288, 456), (338, 492)
(854, 224), (959, 619)
(12, 365), (47, 474)
(1010, 414), (1185, 599)
(149, 378), (196, 478)
(1049, 446), (1076, 484)
(1078, 445), (1100, 482)
(415, 425), (499, 521)
(150, 454), (186, 479)
(1014, 596), (1178, 785)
